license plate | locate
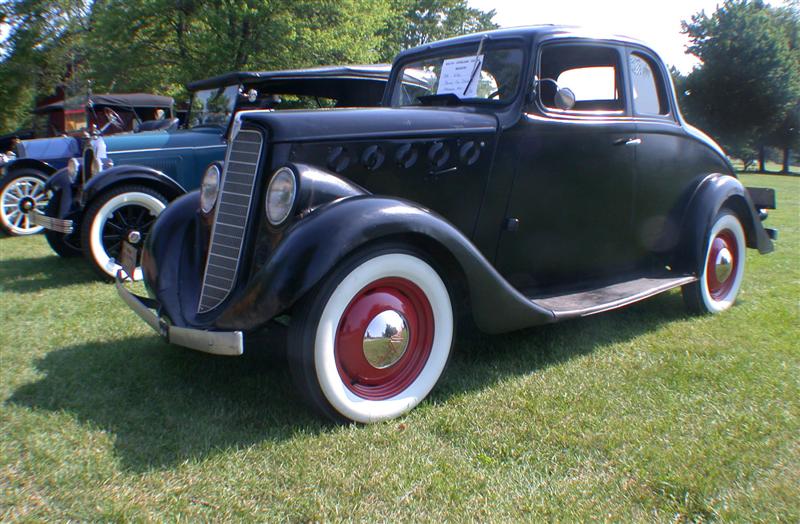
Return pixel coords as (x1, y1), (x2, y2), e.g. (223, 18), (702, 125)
(120, 240), (139, 280)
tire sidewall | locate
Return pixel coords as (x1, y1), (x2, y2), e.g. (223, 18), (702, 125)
(699, 212), (746, 313)
(299, 249), (454, 424)
(84, 187), (166, 280)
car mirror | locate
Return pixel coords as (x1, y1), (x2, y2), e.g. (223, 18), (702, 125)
(554, 87), (576, 111)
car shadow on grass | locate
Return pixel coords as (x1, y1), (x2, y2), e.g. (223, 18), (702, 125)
(0, 254), (97, 292)
(8, 290), (691, 471)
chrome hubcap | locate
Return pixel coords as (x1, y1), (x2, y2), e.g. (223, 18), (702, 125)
(715, 247), (733, 283)
(362, 310), (410, 369)
(127, 230), (142, 244)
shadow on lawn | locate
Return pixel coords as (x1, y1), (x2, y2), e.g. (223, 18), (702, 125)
(9, 290), (690, 471)
(0, 253), (96, 293)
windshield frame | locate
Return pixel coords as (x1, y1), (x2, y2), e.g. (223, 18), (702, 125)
(388, 38), (528, 108)
(186, 84), (241, 130)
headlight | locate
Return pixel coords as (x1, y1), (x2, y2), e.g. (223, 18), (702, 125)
(200, 163), (221, 214)
(67, 158), (80, 182)
(265, 167), (296, 226)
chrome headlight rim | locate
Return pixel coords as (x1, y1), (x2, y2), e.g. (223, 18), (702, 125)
(200, 163), (221, 214)
(265, 167), (297, 226)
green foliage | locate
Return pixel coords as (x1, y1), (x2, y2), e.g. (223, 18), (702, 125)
(681, 0), (800, 161)
(377, 0), (497, 61)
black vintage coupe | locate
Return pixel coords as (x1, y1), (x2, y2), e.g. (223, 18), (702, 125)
(117, 26), (777, 423)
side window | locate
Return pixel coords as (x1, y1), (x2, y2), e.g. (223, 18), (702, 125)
(629, 53), (668, 115)
(539, 44), (625, 112)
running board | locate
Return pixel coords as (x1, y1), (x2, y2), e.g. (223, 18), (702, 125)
(530, 274), (697, 320)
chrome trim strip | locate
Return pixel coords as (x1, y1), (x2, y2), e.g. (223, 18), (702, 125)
(29, 213), (74, 234)
(197, 128), (263, 313)
(109, 144), (226, 155)
(115, 274), (244, 356)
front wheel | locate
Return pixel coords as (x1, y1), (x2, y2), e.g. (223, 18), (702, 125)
(682, 210), (746, 314)
(81, 185), (167, 280)
(0, 169), (50, 236)
(288, 247), (455, 424)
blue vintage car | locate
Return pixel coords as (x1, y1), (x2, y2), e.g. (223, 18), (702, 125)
(0, 93), (175, 235)
(34, 65), (394, 279)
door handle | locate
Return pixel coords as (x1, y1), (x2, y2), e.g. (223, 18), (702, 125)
(614, 137), (641, 146)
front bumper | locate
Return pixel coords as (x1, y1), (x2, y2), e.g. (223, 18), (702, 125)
(115, 273), (244, 356)
(30, 212), (74, 234)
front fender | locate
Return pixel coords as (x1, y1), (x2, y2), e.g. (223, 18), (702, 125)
(677, 174), (774, 274)
(215, 196), (555, 334)
(5, 158), (57, 177)
(83, 164), (186, 204)
(44, 168), (80, 220)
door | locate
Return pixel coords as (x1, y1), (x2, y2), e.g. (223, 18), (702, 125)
(495, 42), (639, 292)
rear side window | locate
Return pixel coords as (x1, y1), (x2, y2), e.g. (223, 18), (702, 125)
(539, 44), (625, 112)
(629, 53), (669, 115)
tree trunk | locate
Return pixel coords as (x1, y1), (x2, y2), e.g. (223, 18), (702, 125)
(783, 148), (791, 174)
(759, 145), (766, 172)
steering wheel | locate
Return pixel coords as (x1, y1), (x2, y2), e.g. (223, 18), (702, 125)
(488, 89), (502, 99)
(104, 108), (124, 130)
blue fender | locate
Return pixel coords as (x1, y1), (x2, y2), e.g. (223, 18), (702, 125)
(83, 164), (187, 204)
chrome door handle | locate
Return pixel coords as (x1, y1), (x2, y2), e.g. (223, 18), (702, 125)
(614, 137), (642, 146)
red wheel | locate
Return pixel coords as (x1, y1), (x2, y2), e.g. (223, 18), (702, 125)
(288, 248), (454, 423)
(683, 210), (746, 314)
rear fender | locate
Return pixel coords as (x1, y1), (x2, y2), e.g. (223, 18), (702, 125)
(677, 174), (773, 274)
(215, 196), (555, 333)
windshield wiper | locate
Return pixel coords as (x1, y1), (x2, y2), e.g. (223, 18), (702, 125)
(463, 34), (488, 97)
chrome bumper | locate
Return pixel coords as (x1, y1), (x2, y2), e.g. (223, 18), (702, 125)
(115, 273), (244, 356)
(30, 212), (74, 234)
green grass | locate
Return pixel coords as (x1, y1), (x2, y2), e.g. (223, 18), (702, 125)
(1, 174), (798, 521)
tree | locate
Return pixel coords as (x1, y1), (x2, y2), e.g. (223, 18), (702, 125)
(681, 0), (800, 170)
(377, 0), (497, 61)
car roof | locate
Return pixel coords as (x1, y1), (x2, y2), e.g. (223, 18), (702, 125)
(186, 64), (394, 91)
(395, 25), (653, 60)
(33, 93), (175, 114)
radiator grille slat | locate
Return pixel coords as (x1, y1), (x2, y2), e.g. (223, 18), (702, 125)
(198, 128), (263, 313)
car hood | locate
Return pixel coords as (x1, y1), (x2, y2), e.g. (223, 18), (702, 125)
(103, 127), (224, 154)
(16, 136), (81, 160)
(238, 107), (499, 143)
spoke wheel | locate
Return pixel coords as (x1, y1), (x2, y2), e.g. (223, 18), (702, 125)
(289, 246), (454, 424)
(81, 185), (167, 280)
(0, 170), (50, 236)
(683, 210), (746, 314)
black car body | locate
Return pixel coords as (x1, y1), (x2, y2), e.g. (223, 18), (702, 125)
(35, 65), (394, 278)
(118, 26), (777, 423)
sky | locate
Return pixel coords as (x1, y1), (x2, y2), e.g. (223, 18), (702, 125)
(467, 0), (790, 73)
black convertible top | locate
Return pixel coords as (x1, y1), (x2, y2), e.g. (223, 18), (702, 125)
(186, 64), (393, 91)
(33, 93), (175, 114)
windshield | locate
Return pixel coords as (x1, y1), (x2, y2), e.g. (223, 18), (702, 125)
(391, 44), (524, 106)
(188, 85), (239, 128)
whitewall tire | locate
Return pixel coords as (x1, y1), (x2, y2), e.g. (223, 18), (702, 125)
(0, 171), (49, 236)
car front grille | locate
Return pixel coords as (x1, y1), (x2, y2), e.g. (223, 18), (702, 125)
(198, 128), (263, 313)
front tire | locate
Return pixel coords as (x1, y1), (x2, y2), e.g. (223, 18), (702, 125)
(682, 210), (746, 314)
(288, 247), (455, 424)
(0, 169), (50, 236)
(81, 185), (167, 280)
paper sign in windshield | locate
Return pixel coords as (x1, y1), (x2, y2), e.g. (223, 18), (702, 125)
(437, 55), (484, 98)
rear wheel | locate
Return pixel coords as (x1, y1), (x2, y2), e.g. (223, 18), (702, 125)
(81, 185), (167, 280)
(288, 247), (455, 424)
(682, 210), (746, 314)
(0, 169), (49, 236)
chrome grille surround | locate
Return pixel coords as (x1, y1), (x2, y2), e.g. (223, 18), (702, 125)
(198, 128), (264, 313)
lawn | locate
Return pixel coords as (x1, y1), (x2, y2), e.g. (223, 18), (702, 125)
(0, 174), (797, 521)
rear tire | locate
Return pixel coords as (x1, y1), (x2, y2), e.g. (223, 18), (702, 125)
(81, 185), (167, 280)
(0, 169), (49, 236)
(288, 245), (455, 424)
(682, 210), (746, 314)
